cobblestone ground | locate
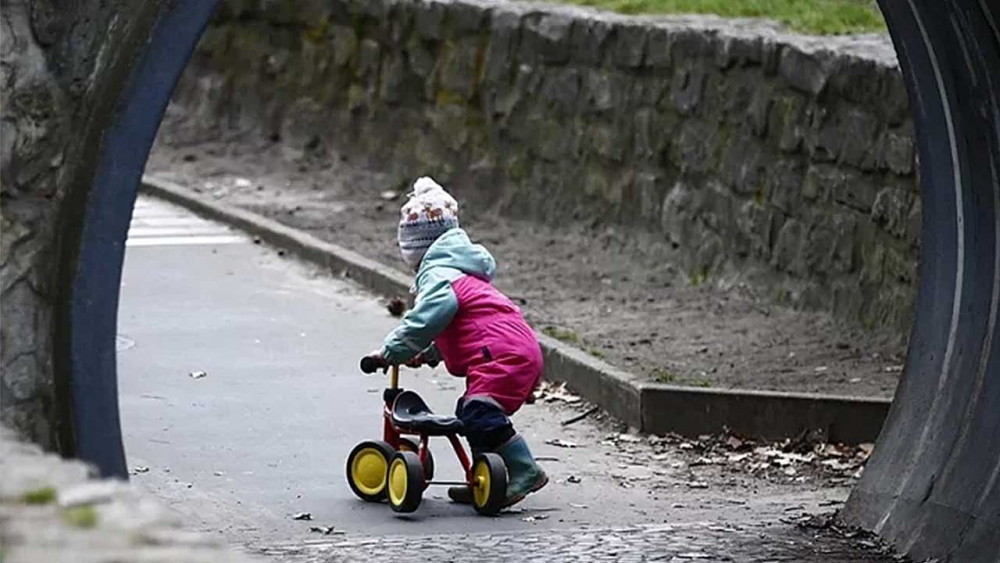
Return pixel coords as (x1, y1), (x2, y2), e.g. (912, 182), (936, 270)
(254, 522), (900, 562)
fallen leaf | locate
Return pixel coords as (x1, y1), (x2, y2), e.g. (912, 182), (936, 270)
(309, 526), (343, 535)
(545, 438), (578, 449)
(521, 514), (549, 523)
(132, 466), (150, 474)
(189, 371), (208, 379)
(292, 512), (312, 521)
(566, 475), (582, 484)
(725, 436), (744, 450)
(686, 481), (709, 489)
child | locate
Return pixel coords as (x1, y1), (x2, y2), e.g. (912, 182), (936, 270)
(366, 176), (548, 507)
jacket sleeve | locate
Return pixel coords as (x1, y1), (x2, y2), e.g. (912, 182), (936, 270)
(380, 278), (458, 364)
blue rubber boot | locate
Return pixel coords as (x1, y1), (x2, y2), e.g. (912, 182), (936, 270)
(496, 435), (548, 507)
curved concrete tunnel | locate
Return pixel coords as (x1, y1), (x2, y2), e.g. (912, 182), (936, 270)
(22, 0), (999, 560)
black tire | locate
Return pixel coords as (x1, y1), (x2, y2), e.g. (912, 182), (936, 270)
(471, 453), (507, 516)
(387, 451), (425, 513)
(399, 438), (435, 482)
(345, 440), (395, 502)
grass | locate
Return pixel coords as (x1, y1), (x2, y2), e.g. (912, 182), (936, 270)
(22, 487), (57, 505)
(650, 367), (676, 383)
(543, 326), (581, 344)
(588, 348), (607, 359)
(552, 0), (885, 35)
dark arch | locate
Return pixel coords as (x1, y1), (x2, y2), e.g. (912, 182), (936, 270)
(54, 0), (220, 479)
(841, 1), (1000, 561)
(54, 0), (998, 560)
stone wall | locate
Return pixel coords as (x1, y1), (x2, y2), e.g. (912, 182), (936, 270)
(1, 0), (165, 448)
(0, 425), (252, 562)
(165, 0), (919, 336)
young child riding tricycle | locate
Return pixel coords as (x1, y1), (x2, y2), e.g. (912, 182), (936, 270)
(346, 177), (548, 515)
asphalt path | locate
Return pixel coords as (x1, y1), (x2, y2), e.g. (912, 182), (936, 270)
(117, 197), (876, 561)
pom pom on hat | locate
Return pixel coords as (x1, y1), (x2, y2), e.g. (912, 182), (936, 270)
(397, 176), (459, 269)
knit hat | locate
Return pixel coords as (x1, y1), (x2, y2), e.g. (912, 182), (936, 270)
(398, 176), (460, 269)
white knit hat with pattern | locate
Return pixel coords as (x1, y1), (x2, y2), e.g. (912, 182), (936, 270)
(398, 176), (459, 269)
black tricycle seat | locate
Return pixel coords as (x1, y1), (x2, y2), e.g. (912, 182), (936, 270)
(391, 390), (464, 435)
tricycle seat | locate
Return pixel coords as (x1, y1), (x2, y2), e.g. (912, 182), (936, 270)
(391, 390), (464, 435)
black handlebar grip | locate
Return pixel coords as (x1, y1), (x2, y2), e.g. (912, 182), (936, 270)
(360, 356), (379, 374)
(425, 358), (440, 368)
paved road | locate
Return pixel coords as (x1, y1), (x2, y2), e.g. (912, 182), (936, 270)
(117, 196), (894, 561)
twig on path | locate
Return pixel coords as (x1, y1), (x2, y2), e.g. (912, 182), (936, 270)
(560, 406), (600, 426)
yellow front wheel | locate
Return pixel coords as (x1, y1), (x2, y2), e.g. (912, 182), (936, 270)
(387, 451), (425, 513)
(346, 440), (395, 502)
(471, 453), (507, 516)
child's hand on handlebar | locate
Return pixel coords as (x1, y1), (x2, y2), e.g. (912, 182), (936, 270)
(405, 353), (425, 369)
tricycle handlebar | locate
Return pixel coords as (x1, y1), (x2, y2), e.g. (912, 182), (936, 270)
(360, 355), (440, 374)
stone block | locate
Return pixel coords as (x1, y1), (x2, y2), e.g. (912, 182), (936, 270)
(355, 39), (381, 78)
(0, 282), (37, 361)
(645, 27), (672, 69)
(584, 70), (625, 113)
(670, 61), (705, 115)
(778, 46), (830, 95)
(483, 10), (520, 84)
(668, 27), (712, 61)
(379, 55), (407, 104)
(632, 171), (667, 224)
(747, 84), (771, 137)
(805, 105), (838, 162)
(773, 94), (806, 153)
(439, 36), (480, 99)
(447, 2), (488, 34)
(2, 354), (39, 403)
(772, 219), (805, 272)
(612, 22), (648, 68)
(588, 119), (628, 162)
(330, 25), (358, 68)
(670, 119), (715, 173)
(724, 34), (764, 67)
(766, 159), (805, 213)
(722, 132), (766, 196)
(871, 186), (914, 238)
(661, 180), (694, 247)
(735, 200), (777, 259)
(541, 68), (580, 113)
(837, 108), (879, 169)
(570, 18), (611, 65)
(520, 14), (573, 64)
(414, 1), (446, 40)
(882, 128), (914, 175)
(407, 41), (435, 78)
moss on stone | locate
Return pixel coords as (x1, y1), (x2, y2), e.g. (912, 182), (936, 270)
(23, 486), (57, 505)
(63, 505), (98, 529)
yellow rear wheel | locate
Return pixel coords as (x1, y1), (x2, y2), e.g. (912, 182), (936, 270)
(471, 453), (507, 515)
(346, 441), (394, 502)
(387, 451), (424, 513)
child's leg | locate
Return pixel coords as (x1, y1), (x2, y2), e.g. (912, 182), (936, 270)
(452, 397), (547, 507)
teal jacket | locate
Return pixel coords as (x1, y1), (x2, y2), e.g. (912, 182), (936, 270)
(380, 228), (496, 363)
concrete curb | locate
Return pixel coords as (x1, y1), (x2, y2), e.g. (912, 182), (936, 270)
(141, 175), (891, 443)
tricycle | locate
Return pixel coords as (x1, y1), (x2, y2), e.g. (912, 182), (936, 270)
(345, 356), (508, 515)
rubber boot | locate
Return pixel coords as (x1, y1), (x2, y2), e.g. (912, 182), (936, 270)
(496, 434), (548, 507)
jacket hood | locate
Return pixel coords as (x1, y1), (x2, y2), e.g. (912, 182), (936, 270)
(417, 228), (495, 282)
